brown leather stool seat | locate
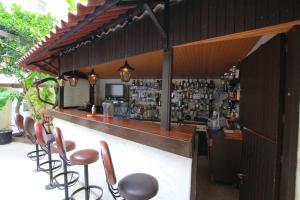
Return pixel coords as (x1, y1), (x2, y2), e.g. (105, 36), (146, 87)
(70, 149), (99, 165)
(14, 113), (25, 137)
(118, 173), (159, 200)
(51, 140), (76, 154)
(35, 122), (63, 190)
(23, 116), (47, 172)
(53, 127), (103, 200)
(100, 140), (159, 200)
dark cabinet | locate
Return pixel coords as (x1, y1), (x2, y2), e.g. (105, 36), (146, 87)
(208, 130), (242, 184)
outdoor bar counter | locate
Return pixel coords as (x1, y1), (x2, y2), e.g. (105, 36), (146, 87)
(50, 109), (198, 200)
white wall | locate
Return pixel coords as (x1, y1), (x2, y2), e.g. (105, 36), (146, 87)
(0, 101), (12, 129)
(64, 79), (89, 107)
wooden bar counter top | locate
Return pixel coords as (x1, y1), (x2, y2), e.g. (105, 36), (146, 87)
(50, 109), (196, 158)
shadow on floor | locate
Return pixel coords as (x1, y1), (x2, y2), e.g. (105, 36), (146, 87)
(197, 156), (239, 200)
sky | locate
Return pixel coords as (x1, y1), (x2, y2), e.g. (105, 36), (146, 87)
(1, 0), (69, 20)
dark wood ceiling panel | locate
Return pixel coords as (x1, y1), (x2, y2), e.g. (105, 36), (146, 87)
(80, 36), (259, 79)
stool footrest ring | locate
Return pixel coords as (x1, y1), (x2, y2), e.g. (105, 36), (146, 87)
(39, 160), (62, 173)
(71, 185), (103, 200)
(27, 150), (46, 161)
(53, 171), (80, 190)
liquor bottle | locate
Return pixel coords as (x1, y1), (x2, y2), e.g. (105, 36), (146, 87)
(189, 90), (193, 99)
(196, 79), (200, 90)
(235, 65), (240, 80)
(209, 80), (215, 89)
(205, 80), (209, 89)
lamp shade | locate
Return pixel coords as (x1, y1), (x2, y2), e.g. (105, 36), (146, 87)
(88, 69), (97, 85)
(118, 61), (134, 82)
(57, 74), (67, 87)
(2, 52), (12, 63)
(68, 73), (79, 87)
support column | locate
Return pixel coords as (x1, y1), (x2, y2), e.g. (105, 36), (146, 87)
(58, 86), (64, 109)
(160, 0), (172, 131)
(58, 57), (64, 109)
(160, 49), (173, 130)
(89, 85), (95, 105)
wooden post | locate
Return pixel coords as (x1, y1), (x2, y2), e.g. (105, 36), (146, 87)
(160, 0), (172, 131)
(58, 87), (64, 109)
(58, 57), (64, 109)
(89, 85), (95, 105)
(160, 49), (173, 130)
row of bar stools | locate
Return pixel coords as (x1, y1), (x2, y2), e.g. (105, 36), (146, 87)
(53, 127), (103, 200)
(23, 116), (46, 172)
(100, 141), (159, 200)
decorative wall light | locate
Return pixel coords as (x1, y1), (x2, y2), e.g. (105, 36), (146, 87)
(118, 61), (134, 82)
(57, 74), (67, 87)
(88, 69), (97, 86)
(118, 21), (134, 82)
(2, 52), (12, 63)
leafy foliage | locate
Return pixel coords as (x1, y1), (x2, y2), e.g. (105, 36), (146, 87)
(65, 0), (88, 12)
(0, 2), (57, 120)
(0, 2), (56, 80)
(0, 87), (20, 110)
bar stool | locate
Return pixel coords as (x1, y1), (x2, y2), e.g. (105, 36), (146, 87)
(100, 141), (159, 200)
(35, 122), (63, 190)
(23, 116), (46, 172)
(14, 113), (25, 137)
(53, 127), (103, 200)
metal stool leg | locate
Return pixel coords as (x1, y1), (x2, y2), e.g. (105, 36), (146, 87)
(35, 144), (40, 172)
(45, 143), (56, 190)
(84, 165), (89, 200)
(71, 165), (103, 200)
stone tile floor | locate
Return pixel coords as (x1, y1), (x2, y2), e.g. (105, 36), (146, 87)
(0, 139), (239, 200)
(197, 156), (239, 200)
(0, 141), (99, 200)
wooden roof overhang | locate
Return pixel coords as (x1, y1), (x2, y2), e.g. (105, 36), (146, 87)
(17, 0), (300, 77)
(16, 0), (163, 74)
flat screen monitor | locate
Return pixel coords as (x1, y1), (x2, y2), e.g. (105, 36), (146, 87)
(105, 84), (125, 98)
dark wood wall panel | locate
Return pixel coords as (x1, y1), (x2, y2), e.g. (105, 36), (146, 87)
(240, 35), (282, 142)
(280, 26), (300, 200)
(234, 0), (245, 32)
(225, 0), (235, 34)
(216, 0), (226, 35)
(60, 0), (300, 71)
(240, 130), (278, 200)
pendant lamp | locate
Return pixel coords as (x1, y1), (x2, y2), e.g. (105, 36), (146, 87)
(118, 21), (134, 82)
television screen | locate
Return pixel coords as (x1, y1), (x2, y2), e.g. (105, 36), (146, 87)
(105, 84), (125, 98)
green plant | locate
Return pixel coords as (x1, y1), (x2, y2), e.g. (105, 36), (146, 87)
(65, 0), (88, 12)
(0, 88), (20, 110)
(0, 2), (57, 120)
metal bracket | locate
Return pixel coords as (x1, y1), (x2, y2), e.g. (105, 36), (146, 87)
(144, 3), (167, 39)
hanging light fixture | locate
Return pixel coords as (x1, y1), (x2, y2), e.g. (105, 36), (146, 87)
(118, 61), (134, 82)
(88, 69), (97, 86)
(68, 54), (79, 87)
(69, 72), (79, 87)
(57, 74), (67, 87)
(2, 52), (12, 63)
(118, 21), (134, 82)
